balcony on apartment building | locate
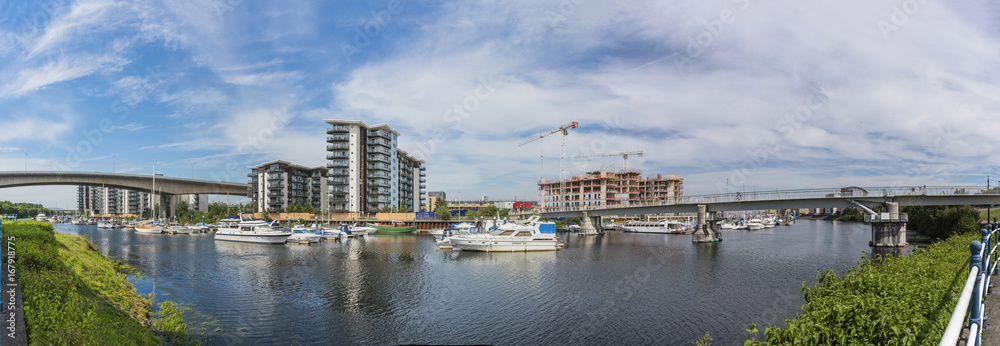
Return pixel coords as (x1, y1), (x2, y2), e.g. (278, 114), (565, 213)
(327, 160), (349, 168)
(368, 163), (391, 171)
(327, 152), (350, 160)
(329, 169), (349, 176)
(369, 146), (392, 155)
(327, 134), (349, 142)
(327, 125), (349, 134)
(368, 138), (391, 147)
(368, 130), (391, 138)
(368, 155), (390, 163)
(327, 142), (350, 151)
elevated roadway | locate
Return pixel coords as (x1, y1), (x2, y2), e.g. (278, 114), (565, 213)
(0, 171), (247, 195)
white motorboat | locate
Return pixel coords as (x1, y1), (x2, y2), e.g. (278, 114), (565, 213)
(431, 222), (479, 241)
(287, 229), (322, 243)
(567, 224), (582, 232)
(348, 223), (376, 235)
(215, 213), (291, 244)
(97, 221), (114, 229)
(449, 216), (559, 252)
(622, 220), (689, 234)
(747, 218), (764, 230)
(762, 218), (776, 228)
(35, 213), (47, 221)
(136, 222), (163, 234)
(720, 222), (735, 229)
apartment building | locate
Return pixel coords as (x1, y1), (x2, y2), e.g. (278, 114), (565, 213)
(249, 160), (329, 214)
(538, 171), (684, 210)
(325, 120), (426, 213)
(77, 186), (149, 215)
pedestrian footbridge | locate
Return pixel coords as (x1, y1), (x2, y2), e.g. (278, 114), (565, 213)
(530, 186), (1000, 245)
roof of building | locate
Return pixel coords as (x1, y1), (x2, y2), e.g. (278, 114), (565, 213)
(249, 160), (327, 173)
(324, 119), (401, 137)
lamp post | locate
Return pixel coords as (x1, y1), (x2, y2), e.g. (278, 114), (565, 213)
(112, 154), (117, 173)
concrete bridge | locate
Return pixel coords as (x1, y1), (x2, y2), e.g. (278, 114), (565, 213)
(531, 186), (1000, 245)
(0, 171), (248, 217)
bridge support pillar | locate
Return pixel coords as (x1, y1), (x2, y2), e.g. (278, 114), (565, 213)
(871, 202), (907, 247)
(692, 205), (722, 243)
(580, 211), (603, 236)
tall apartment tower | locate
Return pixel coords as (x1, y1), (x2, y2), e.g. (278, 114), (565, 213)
(325, 120), (426, 213)
(249, 160), (329, 214)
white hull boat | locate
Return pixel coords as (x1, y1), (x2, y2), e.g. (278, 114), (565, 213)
(215, 213), (290, 244)
(622, 220), (689, 234)
(136, 224), (162, 234)
(288, 229), (322, 243)
(747, 219), (764, 231)
(449, 216), (559, 252)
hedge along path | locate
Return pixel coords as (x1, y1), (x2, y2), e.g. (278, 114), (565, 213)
(757, 231), (979, 345)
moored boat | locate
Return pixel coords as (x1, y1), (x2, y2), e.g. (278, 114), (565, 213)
(449, 216), (559, 252)
(747, 218), (764, 231)
(215, 213), (291, 244)
(136, 223), (163, 234)
(366, 222), (416, 234)
(287, 229), (322, 243)
(622, 220), (690, 234)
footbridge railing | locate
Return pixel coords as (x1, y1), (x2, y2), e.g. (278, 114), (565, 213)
(941, 223), (1000, 346)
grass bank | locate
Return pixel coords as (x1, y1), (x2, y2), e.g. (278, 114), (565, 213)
(749, 231), (980, 345)
(2, 221), (159, 344)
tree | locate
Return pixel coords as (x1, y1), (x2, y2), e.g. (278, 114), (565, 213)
(434, 200), (451, 220)
(398, 204), (408, 213)
(382, 206), (391, 213)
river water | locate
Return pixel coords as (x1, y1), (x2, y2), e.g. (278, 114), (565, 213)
(56, 219), (889, 345)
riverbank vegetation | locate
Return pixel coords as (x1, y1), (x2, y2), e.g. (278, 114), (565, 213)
(752, 230), (979, 344)
(0, 201), (52, 219)
(902, 205), (980, 240)
(2, 221), (159, 344)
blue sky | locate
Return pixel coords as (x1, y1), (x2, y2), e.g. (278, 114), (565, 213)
(1, 0), (1000, 209)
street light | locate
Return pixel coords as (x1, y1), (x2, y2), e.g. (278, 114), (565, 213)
(112, 154), (117, 173)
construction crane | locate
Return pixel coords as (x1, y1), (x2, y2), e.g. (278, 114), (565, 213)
(569, 150), (643, 171)
(519, 121), (579, 210)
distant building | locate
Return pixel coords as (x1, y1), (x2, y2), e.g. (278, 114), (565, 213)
(427, 191), (446, 209)
(325, 120), (426, 213)
(77, 186), (149, 216)
(538, 171), (684, 210)
(249, 160), (329, 214)
(180, 194), (208, 213)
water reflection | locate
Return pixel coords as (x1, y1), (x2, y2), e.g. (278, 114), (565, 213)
(56, 219), (878, 345)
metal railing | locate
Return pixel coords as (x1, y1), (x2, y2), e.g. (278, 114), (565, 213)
(941, 223), (1000, 346)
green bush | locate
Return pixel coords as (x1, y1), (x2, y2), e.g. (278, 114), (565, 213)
(837, 207), (864, 222)
(903, 206), (981, 240)
(758, 231), (979, 344)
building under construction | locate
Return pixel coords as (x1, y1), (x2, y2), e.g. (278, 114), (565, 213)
(538, 170), (684, 210)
